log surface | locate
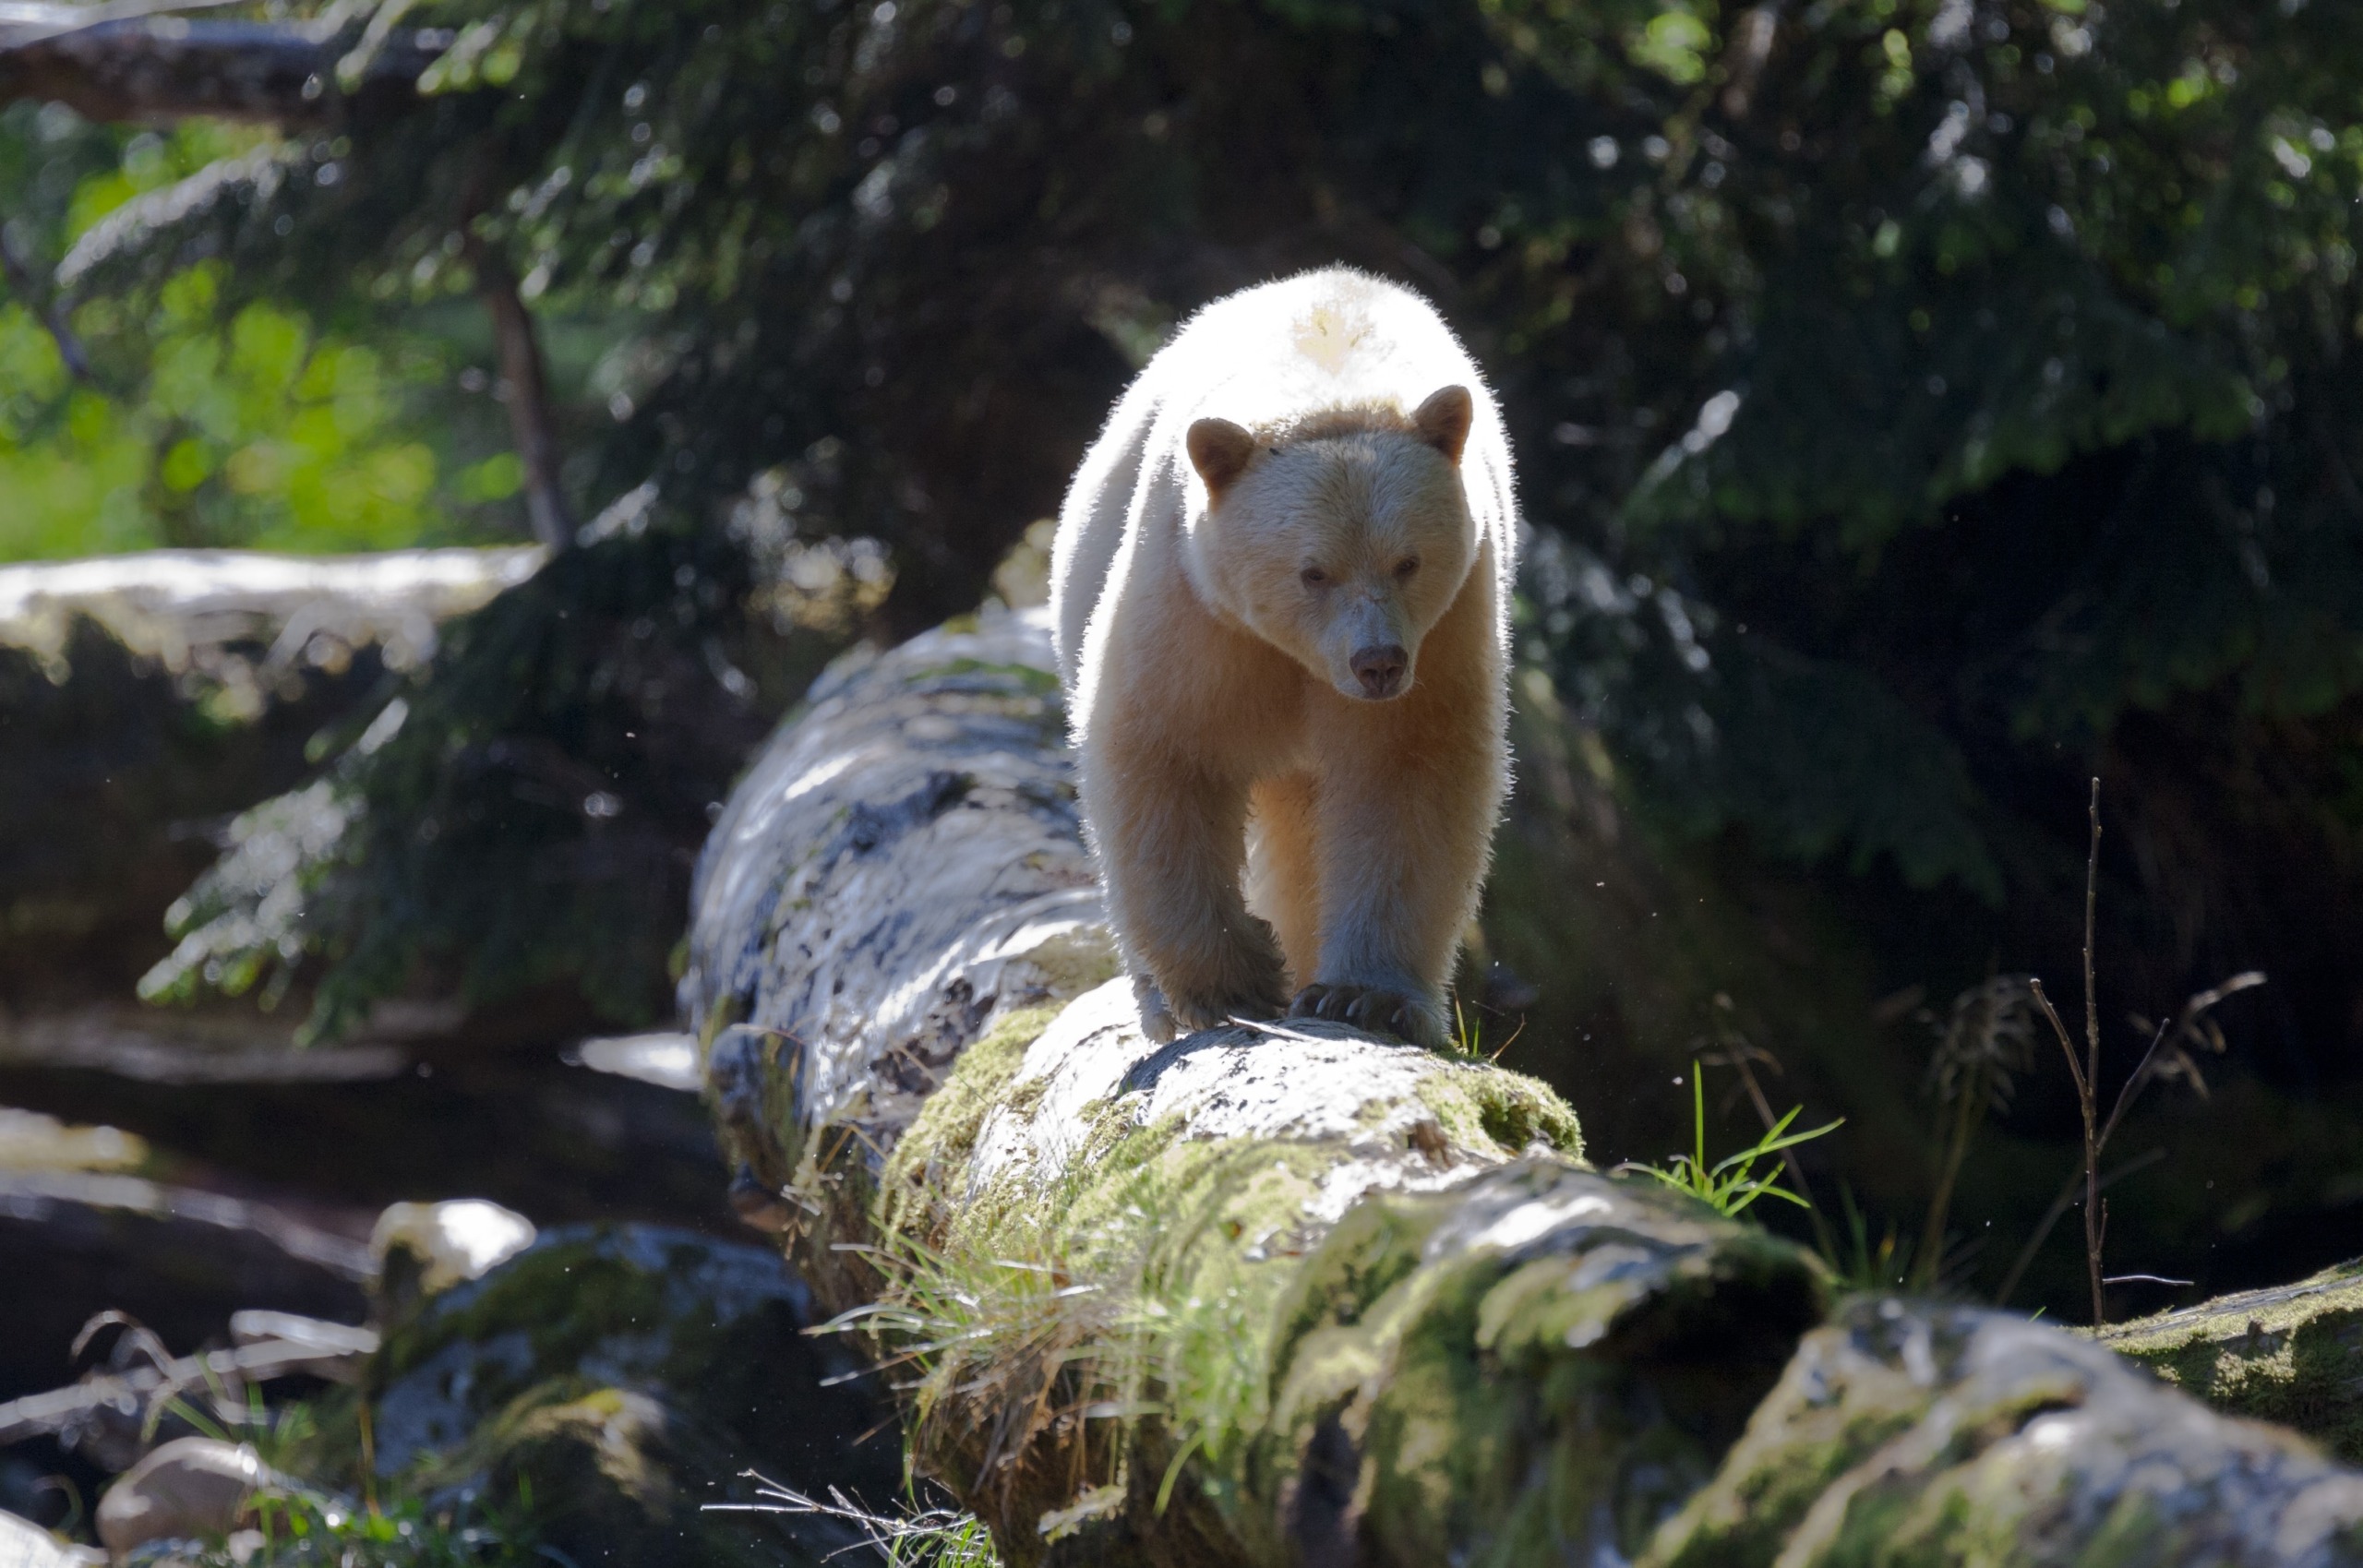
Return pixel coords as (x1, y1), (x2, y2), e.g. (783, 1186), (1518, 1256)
(687, 605), (2363, 1567)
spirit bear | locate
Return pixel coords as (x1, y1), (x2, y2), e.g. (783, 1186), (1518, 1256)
(1050, 267), (1517, 1049)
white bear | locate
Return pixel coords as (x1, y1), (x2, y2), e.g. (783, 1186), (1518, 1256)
(1050, 267), (1517, 1049)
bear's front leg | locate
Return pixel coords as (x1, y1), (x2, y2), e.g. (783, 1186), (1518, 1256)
(1289, 662), (1504, 1052)
(1088, 748), (1290, 1040)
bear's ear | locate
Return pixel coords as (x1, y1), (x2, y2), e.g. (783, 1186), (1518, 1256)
(1412, 385), (1474, 465)
(1186, 417), (1258, 497)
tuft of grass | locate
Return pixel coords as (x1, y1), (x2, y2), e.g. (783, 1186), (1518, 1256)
(1830, 1185), (1914, 1293)
(1615, 1061), (1841, 1221)
(1910, 974), (2038, 1292)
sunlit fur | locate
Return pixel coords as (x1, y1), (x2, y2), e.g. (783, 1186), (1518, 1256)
(1050, 268), (1517, 1049)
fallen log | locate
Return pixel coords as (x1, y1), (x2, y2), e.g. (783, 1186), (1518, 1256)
(684, 604), (2363, 1566)
(2096, 1259), (2363, 1467)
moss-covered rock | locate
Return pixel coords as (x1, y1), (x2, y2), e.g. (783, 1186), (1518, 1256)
(362, 1224), (900, 1566)
(2096, 1259), (2363, 1466)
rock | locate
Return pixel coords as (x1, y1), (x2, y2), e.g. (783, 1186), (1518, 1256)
(93, 1438), (270, 1555)
(0, 1510), (99, 1567)
(369, 1199), (535, 1310)
(364, 1224), (899, 1566)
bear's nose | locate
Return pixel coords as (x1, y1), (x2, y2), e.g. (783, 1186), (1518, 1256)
(1350, 644), (1409, 699)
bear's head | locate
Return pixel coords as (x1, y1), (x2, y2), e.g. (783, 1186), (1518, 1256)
(1185, 385), (1476, 702)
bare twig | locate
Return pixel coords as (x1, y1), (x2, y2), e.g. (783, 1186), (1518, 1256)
(0, 1315), (377, 1448)
(2021, 780), (2267, 1324)
(1992, 1145), (2165, 1308)
(2098, 971), (2265, 1154)
(2026, 780), (2105, 1322)
(1719, 1), (1785, 120)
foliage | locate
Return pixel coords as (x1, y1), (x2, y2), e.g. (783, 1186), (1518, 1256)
(1911, 973), (2038, 1289)
(121, 1389), (544, 1568)
(0, 106), (521, 557)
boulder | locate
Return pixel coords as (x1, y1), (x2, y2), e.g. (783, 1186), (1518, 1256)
(364, 1224), (900, 1566)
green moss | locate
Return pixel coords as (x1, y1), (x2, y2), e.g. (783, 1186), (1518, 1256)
(1262, 1167), (1825, 1566)
(910, 657), (1065, 697)
(852, 996), (1855, 1568)
(1411, 1059), (1586, 1162)
(878, 1001), (1064, 1236)
(343, 1225), (897, 1567)
(2094, 1259), (2363, 1463)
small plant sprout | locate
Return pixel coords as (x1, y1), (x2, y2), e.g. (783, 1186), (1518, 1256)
(1618, 1060), (1841, 1220)
(2028, 778), (2265, 1325)
(1447, 993), (1521, 1062)
(1698, 998), (1836, 1256)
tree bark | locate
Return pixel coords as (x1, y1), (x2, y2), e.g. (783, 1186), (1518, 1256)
(683, 605), (2363, 1566)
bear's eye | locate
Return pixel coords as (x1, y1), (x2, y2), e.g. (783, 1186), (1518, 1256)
(1301, 567), (1328, 588)
(1395, 557), (1420, 579)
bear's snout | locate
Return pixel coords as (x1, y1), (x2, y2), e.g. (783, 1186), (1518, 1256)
(1350, 643), (1409, 700)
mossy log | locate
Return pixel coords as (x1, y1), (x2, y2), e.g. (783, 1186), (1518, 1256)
(683, 606), (2363, 1567)
(2097, 1260), (2363, 1467)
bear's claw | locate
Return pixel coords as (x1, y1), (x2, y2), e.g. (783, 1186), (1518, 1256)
(1288, 983), (1446, 1050)
(1139, 974), (1289, 1039)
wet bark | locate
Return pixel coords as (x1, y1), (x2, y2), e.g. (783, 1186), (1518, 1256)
(683, 606), (2363, 1566)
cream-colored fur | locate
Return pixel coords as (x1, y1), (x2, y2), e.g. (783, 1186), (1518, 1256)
(1050, 267), (1517, 1049)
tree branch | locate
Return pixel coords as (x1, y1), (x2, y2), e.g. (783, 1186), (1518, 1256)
(464, 233), (575, 549)
(0, 15), (440, 126)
